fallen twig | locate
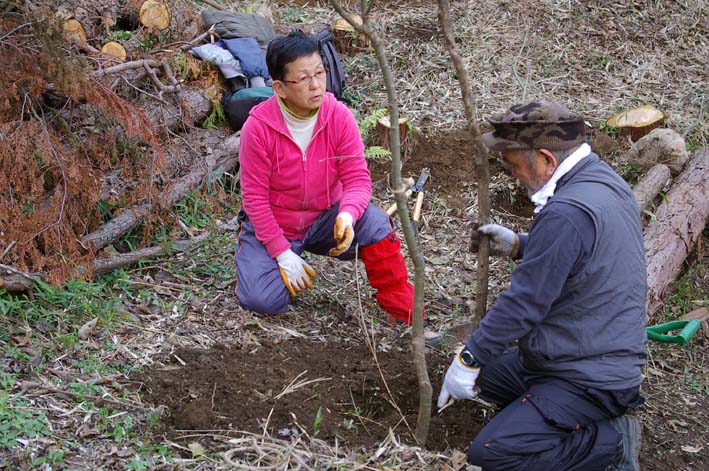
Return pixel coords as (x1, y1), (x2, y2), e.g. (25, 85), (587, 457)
(20, 380), (150, 411)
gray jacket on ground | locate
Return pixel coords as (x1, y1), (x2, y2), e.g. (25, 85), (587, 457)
(201, 10), (279, 52)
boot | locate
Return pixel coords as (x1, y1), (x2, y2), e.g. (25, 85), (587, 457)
(360, 232), (442, 346)
(607, 415), (641, 471)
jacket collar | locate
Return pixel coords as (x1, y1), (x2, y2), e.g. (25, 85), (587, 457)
(249, 92), (337, 135)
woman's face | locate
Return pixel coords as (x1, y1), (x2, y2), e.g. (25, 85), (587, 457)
(273, 52), (327, 117)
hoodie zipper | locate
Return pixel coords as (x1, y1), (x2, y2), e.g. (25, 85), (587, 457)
(256, 103), (328, 234)
(301, 121), (326, 210)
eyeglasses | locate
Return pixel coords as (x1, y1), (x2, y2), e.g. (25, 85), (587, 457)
(281, 68), (328, 86)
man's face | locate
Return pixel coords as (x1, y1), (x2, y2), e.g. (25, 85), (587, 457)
(273, 52), (327, 117)
(499, 149), (558, 197)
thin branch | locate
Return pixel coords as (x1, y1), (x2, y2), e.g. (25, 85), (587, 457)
(353, 248), (413, 435)
(20, 381), (149, 411)
(437, 0), (491, 327)
(0, 263), (43, 282)
(330, 0), (432, 446)
(0, 241), (16, 262)
(92, 59), (159, 78)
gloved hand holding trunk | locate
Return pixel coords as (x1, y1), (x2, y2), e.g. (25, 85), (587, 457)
(276, 249), (317, 297)
(469, 222), (520, 258)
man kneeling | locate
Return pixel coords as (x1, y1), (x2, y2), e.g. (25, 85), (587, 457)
(439, 100), (646, 471)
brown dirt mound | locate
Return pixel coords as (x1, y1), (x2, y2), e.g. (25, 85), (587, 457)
(135, 337), (486, 452)
(369, 128), (537, 219)
(370, 128), (478, 197)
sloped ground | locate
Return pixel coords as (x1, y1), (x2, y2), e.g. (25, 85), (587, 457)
(2, 0), (708, 469)
(130, 129), (708, 470)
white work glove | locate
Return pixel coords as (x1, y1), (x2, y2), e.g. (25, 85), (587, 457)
(437, 352), (481, 411)
(276, 249), (317, 297)
(469, 222), (520, 258)
(328, 211), (354, 257)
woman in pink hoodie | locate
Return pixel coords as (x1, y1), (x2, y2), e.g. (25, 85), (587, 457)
(235, 31), (419, 327)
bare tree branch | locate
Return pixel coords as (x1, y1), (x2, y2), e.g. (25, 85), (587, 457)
(330, 0), (432, 446)
(437, 0), (491, 329)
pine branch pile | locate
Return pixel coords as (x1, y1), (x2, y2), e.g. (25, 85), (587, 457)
(0, 1), (236, 283)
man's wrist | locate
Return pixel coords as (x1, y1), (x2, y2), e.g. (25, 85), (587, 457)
(458, 346), (481, 368)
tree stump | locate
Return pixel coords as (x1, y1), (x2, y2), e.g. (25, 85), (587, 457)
(606, 105), (665, 141)
(333, 15), (369, 55)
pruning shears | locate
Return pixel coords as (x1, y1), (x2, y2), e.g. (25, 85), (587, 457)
(385, 167), (430, 218)
(646, 320), (701, 344)
(411, 168), (431, 230)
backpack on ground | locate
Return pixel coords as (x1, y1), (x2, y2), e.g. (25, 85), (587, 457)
(311, 29), (347, 102)
(222, 86), (274, 132)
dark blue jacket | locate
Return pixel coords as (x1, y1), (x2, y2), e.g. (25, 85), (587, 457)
(467, 153), (647, 390)
(218, 38), (270, 79)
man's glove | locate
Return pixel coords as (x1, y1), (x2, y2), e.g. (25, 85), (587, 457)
(328, 211), (354, 257)
(276, 249), (317, 297)
(469, 222), (520, 258)
(437, 351), (481, 410)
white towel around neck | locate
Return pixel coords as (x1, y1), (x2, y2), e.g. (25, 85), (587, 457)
(530, 143), (591, 213)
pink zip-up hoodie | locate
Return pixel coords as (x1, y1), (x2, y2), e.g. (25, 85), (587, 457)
(239, 92), (371, 258)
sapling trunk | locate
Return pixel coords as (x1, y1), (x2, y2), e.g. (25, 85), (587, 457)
(330, 0), (432, 446)
(437, 0), (492, 330)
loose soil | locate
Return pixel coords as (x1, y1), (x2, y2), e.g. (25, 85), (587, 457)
(369, 128), (535, 218)
(3, 1), (708, 470)
(136, 336), (483, 452)
(369, 128), (479, 197)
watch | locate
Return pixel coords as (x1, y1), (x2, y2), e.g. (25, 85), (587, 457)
(459, 347), (481, 368)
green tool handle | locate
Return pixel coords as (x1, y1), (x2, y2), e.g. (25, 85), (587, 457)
(646, 319), (702, 344)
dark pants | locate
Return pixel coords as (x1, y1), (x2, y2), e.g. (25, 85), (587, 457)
(235, 203), (392, 315)
(468, 350), (624, 471)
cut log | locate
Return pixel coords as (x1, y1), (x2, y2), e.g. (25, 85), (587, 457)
(100, 41), (127, 62)
(140, 0), (171, 30)
(92, 233), (208, 277)
(632, 163), (671, 218)
(0, 273), (34, 294)
(62, 19), (87, 45)
(83, 133), (240, 252)
(91, 214), (239, 276)
(644, 148), (709, 320)
(100, 127), (224, 202)
(143, 88), (211, 130)
(0, 264), (44, 295)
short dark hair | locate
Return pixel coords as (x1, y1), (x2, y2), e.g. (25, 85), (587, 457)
(266, 30), (320, 81)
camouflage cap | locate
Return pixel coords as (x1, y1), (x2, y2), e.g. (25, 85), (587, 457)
(481, 100), (586, 152)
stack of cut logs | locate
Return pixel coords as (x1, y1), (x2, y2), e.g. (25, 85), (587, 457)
(628, 129), (708, 321)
